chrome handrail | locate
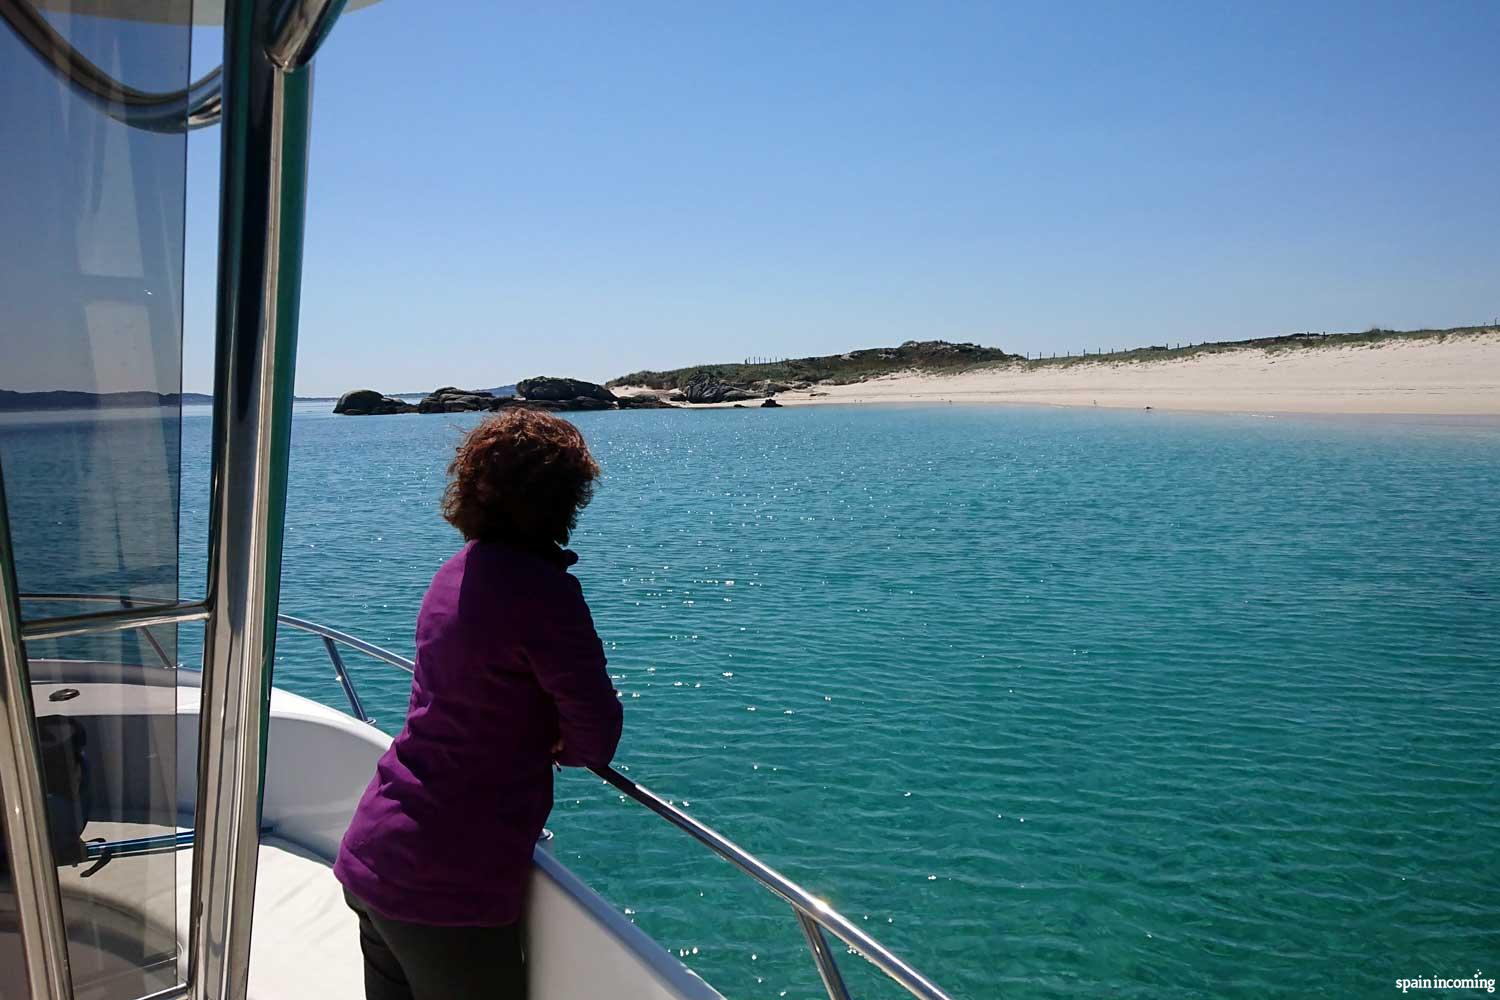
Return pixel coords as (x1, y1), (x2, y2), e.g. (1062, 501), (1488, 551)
(277, 614), (405, 725)
(85, 829), (195, 862)
(277, 614), (415, 678)
(591, 764), (949, 1000)
(17, 592), (205, 671)
(12, 596), (959, 1000)
(278, 616), (955, 1000)
(17, 592), (204, 666)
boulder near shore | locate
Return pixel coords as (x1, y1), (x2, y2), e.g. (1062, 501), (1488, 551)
(515, 377), (615, 405)
(418, 387), (496, 413)
(336, 378), (677, 415)
(334, 389), (416, 415)
(681, 371), (766, 404)
(616, 392), (676, 409)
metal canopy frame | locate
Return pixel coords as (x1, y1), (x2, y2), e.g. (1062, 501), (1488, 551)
(0, 0), (222, 131)
(0, 479), (75, 1000)
(0, 1), (349, 998)
(0, 0), (368, 131)
(190, 2), (348, 998)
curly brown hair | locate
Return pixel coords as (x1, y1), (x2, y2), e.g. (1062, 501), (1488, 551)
(442, 409), (601, 547)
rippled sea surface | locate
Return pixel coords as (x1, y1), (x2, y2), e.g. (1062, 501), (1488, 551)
(178, 403), (1500, 1000)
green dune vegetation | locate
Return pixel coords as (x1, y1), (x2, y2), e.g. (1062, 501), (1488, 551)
(608, 325), (1497, 392)
(607, 340), (1017, 393)
(1019, 324), (1499, 369)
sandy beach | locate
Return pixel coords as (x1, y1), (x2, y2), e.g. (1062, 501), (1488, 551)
(621, 331), (1500, 416)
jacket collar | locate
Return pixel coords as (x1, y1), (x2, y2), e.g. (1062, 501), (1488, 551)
(476, 537), (577, 569)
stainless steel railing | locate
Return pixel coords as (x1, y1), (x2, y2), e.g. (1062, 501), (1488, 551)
(19, 593), (206, 657)
(279, 616), (955, 1000)
(16, 594), (956, 1000)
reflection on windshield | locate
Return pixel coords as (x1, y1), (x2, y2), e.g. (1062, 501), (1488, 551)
(0, 3), (190, 997)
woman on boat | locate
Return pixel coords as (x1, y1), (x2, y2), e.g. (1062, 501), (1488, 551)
(334, 409), (624, 1000)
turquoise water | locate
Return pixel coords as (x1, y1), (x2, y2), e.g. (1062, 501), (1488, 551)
(169, 403), (1498, 998)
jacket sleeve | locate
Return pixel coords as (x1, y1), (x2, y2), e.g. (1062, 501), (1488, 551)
(521, 574), (623, 768)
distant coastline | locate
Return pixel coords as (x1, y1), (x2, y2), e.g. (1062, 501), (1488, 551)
(606, 325), (1500, 417)
(0, 389), (337, 412)
(14, 325), (1495, 417)
(0, 389), (214, 412)
(608, 325), (1498, 389)
(328, 324), (1500, 419)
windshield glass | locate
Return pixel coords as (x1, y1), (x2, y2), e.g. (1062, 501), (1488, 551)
(0, 3), (190, 996)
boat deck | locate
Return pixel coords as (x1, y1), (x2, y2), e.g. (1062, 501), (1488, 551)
(4, 822), (361, 1000)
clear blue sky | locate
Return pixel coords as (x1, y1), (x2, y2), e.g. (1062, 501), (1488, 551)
(182, 0), (1500, 395)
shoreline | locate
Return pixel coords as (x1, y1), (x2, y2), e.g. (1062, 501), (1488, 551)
(617, 332), (1500, 417)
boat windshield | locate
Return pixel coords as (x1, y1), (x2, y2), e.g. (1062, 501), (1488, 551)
(0, 2), (191, 997)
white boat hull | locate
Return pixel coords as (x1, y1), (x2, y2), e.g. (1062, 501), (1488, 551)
(15, 663), (724, 1000)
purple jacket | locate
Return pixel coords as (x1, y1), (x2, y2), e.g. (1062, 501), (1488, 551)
(333, 540), (623, 926)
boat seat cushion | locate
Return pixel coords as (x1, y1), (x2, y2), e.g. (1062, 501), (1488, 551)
(2, 824), (363, 1000)
(244, 837), (366, 999)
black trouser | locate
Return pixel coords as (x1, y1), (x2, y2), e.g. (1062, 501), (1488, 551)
(344, 888), (526, 1000)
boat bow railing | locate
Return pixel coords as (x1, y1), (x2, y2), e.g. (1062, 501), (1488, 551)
(277, 614), (955, 1000)
(17, 594), (956, 1000)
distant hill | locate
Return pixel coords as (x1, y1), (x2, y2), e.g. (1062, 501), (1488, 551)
(0, 390), (341, 411)
(0, 389), (212, 411)
(608, 340), (1017, 391)
(609, 326), (1500, 391)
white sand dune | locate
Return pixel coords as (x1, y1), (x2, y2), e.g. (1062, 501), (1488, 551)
(624, 331), (1500, 416)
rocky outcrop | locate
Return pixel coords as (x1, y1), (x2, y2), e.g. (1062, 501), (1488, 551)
(752, 380), (792, 395)
(334, 388), (383, 414)
(681, 372), (730, 403)
(334, 389), (415, 415)
(491, 395), (612, 412)
(418, 387), (496, 413)
(516, 377), (616, 404)
(338, 376), (679, 415)
(617, 393), (676, 409)
(620, 370), (774, 404)
(563, 396), (616, 411)
(761, 398), (782, 408)
(682, 372), (767, 404)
